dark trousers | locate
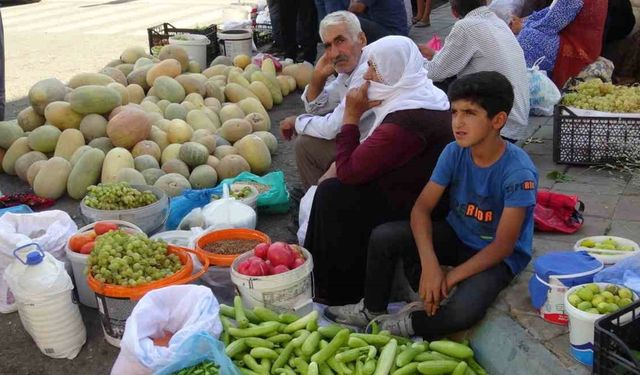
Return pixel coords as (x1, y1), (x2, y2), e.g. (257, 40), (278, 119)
(0, 10), (5, 121)
(280, 0), (318, 63)
(364, 220), (514, 340)
(266, 0), (283, 47)
(304, 178), (403, 305)
(356, 16), (395, 43)
(315, 0), (349, 21)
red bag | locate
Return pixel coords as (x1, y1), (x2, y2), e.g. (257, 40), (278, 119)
(534, 190), (584, 234)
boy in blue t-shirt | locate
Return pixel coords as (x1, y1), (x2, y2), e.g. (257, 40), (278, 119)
(324, 71), (538, 338)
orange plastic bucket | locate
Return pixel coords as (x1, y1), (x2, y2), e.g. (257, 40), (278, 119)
(195, 228), (271, 267)
(87, 246), (209, 347)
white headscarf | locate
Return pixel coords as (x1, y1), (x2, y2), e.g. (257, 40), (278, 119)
(354, 36), (450, 139)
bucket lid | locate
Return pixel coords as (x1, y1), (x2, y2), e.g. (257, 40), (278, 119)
(534, 251), (603, 283)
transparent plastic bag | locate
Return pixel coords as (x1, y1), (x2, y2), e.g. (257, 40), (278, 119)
(220, 171), (290, 214)
(153, 332), (240, 375)
(166, 187), (222, 230)
(594, 254), (640, 295)
(528, 57), (561, 116)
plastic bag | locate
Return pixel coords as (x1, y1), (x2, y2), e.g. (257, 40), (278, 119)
(202, 184), (257, 230)
(111, 285), (223, 375)
(297, 186), (317, 245)
(0, 210), (77, 313)
(220, 171), (290, 214)
(167, 187), (223, 231)
(594, 254), (640, 295)
(154, 332), (240, 375)
(528, 57), (561, 116)
(251, 53), (282, 72)
(534, 190), (584, 234)
(488, 0), (526, 23)
(425, 35), (443, 52)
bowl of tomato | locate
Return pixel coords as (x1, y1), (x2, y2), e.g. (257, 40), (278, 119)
(66, 220), (145, 308)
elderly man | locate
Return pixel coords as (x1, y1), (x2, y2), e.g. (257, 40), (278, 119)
(280, 11), (370, 191)
(418, 0), (530, 142)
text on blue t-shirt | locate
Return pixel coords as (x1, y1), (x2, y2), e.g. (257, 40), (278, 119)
(429, 141), (538, 275)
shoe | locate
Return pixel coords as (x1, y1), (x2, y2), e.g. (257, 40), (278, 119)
(367, 301), (422, 337)
(414, 20), (431, 28)
(324, 299), (385, 328)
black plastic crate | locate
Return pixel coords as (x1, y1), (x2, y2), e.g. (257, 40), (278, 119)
(593, 299), (640, 375)
(147, 23), (220, 66)
(253, 23), (273, 48)
(553, 105), (640, 166)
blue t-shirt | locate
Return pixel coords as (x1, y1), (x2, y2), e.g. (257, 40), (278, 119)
(360, 0), (409, 36)
(430, 142), (538, 275)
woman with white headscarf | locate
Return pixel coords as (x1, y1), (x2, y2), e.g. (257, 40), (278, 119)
(304, 36), (454, 306)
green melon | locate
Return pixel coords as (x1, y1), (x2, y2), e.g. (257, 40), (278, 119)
(179, 142), (209, 168)
(189, 165), (218, 189)
(28, 125), (62, 153)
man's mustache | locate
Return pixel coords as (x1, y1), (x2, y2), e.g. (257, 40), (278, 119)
(333, 55), (349, 64)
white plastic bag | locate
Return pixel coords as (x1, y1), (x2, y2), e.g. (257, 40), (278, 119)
(528, 58), (561, 116)
(202, 185), (257, 230)
(488, 0), (526, 23)
(0, 210), (77, 313)
(111, 285), (223, 375)
(297, 186), (317, 245)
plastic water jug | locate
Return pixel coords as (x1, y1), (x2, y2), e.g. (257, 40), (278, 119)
(4, 243), (86, 359)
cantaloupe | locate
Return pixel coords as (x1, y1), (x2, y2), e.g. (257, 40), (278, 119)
(159, 45), (190, 72)
(134, 155), (160, 171)
(67, 148), (105, 199)
(107, 82), (130, 105)
(206, 155), (220, 169)
(189, 164), (218, 189)
(210, 56), (233, 67)
(245, 112), (269, 132)
(68, 72), (115, 88)
(44, 101), (84, 130)
(184, 92), (205, 106)
(150, 126), (170, 151)
(54, 129), (85, 161)
(101, 147), (134, 183)
(234, 134), (272, 175)
(161, 143), (182, 164)
(116, 168), (146, 185)
(238, 97), (270, 129)
(214, 145), (237, 160)
(127, 65), (154, 91)
(147, 58), (183, 86)
(165, 103), (188, 120)
(215, 154), (250, 180)
(15, 151), (48, 182)
(153, 76), (186, 103)
(121, 46), (149, 64)
(179, 142), (208, 168)
(188, 61), (201, 73)
(2, 137), (30, 175)
(219, 119), (252, 143)
(0, 120), (25, 149)
(176, 75), (206, 96)
(204, 81), (225, 102)
(100, 67), (128, 86)
(69, 145), (93, 167)
(186, 109), (216, 132)
(162, 159), (190, 178)
(79, 114), (108, 141)
(88, 137), (114, 154)
(154, 173), (191, 197)
(69, 85), (122, 115)
(191, 129), (216, 154)
(17, 107), (45, 132)
(27, 160), (46, 187)
(28, 78), (67, 115)
(107, 107), (151, 149)
(126, 84), (146, 104)
(224, 82), (259, 103)
(28, 125), (62, 153)
(131, 140), (161, 161)
(219, 104), (245, 124)
(253, 131), (278, 154)
(142, 168), (166, 185)
(33, 157), (72, 199)
(166, 119), (193, 144)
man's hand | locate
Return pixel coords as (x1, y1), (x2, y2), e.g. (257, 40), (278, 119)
(419, 262), (446, 316)
(417, 43), (436, 60)
(509, 16), (523, 35)
(318, 162), (337, 184)
(343, 81), (381, 124)
(279, 115), (298, 141)
(315, 52), (336, 79)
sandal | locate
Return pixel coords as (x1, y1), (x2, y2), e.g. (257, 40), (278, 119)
(414, 20), (431, 28)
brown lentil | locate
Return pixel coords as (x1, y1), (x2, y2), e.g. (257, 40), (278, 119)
(202, 239), (261, 255)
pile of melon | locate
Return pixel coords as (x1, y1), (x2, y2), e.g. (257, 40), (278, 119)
(0, 45), (314, 200)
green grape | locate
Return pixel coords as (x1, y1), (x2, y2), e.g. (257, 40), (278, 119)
(561, 79), (640, 113)
(87, 230), (182, 286)
(83, 182), (158, 210)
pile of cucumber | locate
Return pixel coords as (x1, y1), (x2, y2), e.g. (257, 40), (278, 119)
(217, 297), (488, 375)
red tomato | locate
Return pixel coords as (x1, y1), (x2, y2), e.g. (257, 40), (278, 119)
(79, 241), (95, 255)
(94, 222), (119, 235)
(69, 234), (92, 252)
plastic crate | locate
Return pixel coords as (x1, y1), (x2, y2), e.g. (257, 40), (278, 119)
(593, 299), (640, 375)
(147, 23), (220, 66)
(553, 105), (640, 166)
(253, 23), (273, 48)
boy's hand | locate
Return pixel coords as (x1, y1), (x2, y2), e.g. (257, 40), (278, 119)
(441, 268), (461, 297)
(420, 263), (446, 316)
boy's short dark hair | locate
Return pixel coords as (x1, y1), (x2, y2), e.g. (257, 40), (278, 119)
(449, 0), (487, 17)
(447, 71), (514, 118)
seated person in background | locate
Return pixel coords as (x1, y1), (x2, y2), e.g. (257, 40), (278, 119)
(514, 0), (607, 87)
(325, 72), (538, 339)
(305, 36), (453, 306)
(418, 0), (530, 142)
(279, 11), (368, 192)
(348, 0), (409, 42)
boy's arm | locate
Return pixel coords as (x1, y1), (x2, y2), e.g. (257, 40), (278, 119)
(444, 207), (526, 291)
(411, 181), (447, 316)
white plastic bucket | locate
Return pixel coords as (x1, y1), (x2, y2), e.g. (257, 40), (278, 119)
(564, 282), (638, 366)
(230, 247), (314, 316)
(217, 29), (253, 59)
(66, 220), (145, 308)
(169, 34), (211, 70)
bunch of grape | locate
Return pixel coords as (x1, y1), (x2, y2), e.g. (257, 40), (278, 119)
(562, 78), (640, 113)
(87, 230), (182, 287)
(83, 182), (158, 210)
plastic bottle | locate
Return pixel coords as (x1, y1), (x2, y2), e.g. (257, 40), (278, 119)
(4, 243), (86, 359)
